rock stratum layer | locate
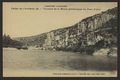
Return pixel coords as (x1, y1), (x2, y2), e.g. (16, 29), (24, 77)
(14, 7), (117, 55)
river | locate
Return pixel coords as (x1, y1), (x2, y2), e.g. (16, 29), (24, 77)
(3, 48), (117, 77)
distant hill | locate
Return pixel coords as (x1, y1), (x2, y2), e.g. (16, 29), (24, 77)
(14, 7), (117, 55)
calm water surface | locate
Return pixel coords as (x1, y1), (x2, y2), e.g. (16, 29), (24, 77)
(3, 48), (117, 71)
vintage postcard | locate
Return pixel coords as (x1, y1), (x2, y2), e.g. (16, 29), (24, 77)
(3, 2), (117, 77)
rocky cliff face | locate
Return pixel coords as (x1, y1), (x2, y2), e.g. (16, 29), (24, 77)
(14, 7), (117, 55)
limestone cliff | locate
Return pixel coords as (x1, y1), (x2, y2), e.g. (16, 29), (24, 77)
(14, 7), (117, 54)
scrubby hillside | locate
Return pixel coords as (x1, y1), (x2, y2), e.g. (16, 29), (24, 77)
(14, 7), (117, 55)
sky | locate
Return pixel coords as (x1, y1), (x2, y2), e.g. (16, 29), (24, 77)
(3, 2), (117, 38)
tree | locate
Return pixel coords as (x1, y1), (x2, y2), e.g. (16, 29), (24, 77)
(3, 34), (23, 48)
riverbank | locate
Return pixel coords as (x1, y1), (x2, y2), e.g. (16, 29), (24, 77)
(3, 47), (117, 57)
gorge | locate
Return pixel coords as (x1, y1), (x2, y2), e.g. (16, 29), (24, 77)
(14, 7), (117, 55)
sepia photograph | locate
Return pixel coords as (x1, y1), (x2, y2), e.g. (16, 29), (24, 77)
(3, 2), (117, 77)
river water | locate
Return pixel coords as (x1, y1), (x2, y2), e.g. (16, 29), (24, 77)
(3, 48), (117, 72)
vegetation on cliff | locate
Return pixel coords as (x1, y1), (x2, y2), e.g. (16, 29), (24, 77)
(13, 7), (117, 55)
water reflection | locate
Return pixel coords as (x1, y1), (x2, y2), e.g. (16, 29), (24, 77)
(3, 48), (117, 71)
